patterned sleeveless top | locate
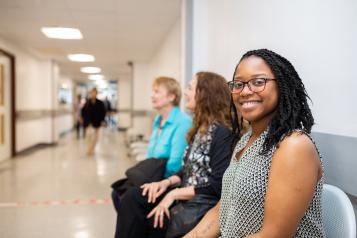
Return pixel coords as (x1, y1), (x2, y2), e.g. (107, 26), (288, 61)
(219, 128), (326, 238)
(182, 123), (217, 188)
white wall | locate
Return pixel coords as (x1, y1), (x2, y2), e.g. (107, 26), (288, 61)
(55, 114), (73, 138)
(133, 19), (182, 111)
(0, 39), (53, 110)
(16, 118), (52, 151)
(147, 19), (182, 90)
(54, 74), (74, 141)
(190, 0), (357, 195)
(0, 37), (74, 152)
(133, 63), (150, 110)
(0, 38), (53, 151)
(124, 19), (183, 138)
(117, 75), (132, 129)
(17, 60), (53, 111)
(192, 0), (357, 138)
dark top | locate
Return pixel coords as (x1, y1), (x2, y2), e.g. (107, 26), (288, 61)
(177, 123), (234, 199)
(82, 98), (106, 128)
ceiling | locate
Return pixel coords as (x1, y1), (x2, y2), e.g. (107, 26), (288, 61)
(0, 0), (181, 81)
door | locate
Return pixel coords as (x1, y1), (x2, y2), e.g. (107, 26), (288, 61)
(0, 54), (11, 161)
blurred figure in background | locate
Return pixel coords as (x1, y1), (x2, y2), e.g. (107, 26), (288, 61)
(103, 96), (114, 127)
(81, 88), (106, 156)
(74, 94), (85, 139)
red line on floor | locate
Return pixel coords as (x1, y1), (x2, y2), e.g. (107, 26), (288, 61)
(0, 198), (113, 208)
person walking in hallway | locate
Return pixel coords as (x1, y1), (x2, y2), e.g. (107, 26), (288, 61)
(74, 94), (85, 139)
(81, 88), (106, 156)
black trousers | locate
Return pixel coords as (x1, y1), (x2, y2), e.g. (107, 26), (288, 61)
(115, 186), (169, 238)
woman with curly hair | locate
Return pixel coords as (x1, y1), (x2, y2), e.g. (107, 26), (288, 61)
(115, 71), (237, 238)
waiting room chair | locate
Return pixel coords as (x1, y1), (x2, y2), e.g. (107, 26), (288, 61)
(322, 184), (356, 238)
(128, 141), (148, 159)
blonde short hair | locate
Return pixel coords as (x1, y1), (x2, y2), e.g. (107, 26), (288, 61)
(152, 77), (181, 106)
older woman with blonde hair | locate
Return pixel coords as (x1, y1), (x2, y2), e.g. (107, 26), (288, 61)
(112, 76), (192, 236)
(147, 76), (192, 177)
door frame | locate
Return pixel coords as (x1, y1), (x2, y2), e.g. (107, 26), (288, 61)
(0, 48), (16, 157)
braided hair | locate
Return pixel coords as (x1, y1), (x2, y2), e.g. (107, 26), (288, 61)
(232, 49), (315, 154)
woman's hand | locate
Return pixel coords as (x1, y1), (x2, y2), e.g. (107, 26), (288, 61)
(141, 179), (170, 203)
(147, 192), (175, 228)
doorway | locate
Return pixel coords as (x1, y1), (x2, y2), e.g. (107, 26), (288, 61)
(0, 49), (15, 160)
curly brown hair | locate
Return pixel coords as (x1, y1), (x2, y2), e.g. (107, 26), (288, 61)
(186, 71), (232, 142)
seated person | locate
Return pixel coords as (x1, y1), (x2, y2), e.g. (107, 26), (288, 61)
(184, 49), (326, 238)
(146, 77), (192, 178)
(111, 76), (191, 232)
(115, 71), (237, 238)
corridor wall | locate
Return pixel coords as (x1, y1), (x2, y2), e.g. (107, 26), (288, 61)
(190, 0), (357, 195)
(118, 75), (132, 129)
(118, 19), (183, 139)
(0, 37), (73, 153)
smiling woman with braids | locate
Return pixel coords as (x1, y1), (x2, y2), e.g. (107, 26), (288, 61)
(184, 49), (326, 238)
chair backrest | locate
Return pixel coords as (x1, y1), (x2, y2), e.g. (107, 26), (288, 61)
(322, 184), (356, 238)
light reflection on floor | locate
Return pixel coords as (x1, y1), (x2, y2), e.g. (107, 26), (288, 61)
(0, 129), (134, 238)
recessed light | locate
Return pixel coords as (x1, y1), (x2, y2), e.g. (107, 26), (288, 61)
(88, 74), (105, 80)
(61, 83), (69, 89)
(80, 67), (101, 74)
(41, 27), (83, 39)
(68, 54), (95, 62)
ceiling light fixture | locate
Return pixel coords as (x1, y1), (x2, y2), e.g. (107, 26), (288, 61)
(80, 67), (101, 74)
(41, 27), (83, 39)
(88, 74), (105, 80)
(68, 54), (95, 62)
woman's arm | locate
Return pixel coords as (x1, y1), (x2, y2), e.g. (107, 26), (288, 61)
(194, 125), (234, 197)
(169, 185), (195, 200)
(183, 202), (221, 238)
(167, 174), (181, 187)
(250, 132), (322, 237)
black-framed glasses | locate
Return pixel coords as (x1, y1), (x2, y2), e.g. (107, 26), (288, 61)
(227, 78), (276, 93)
